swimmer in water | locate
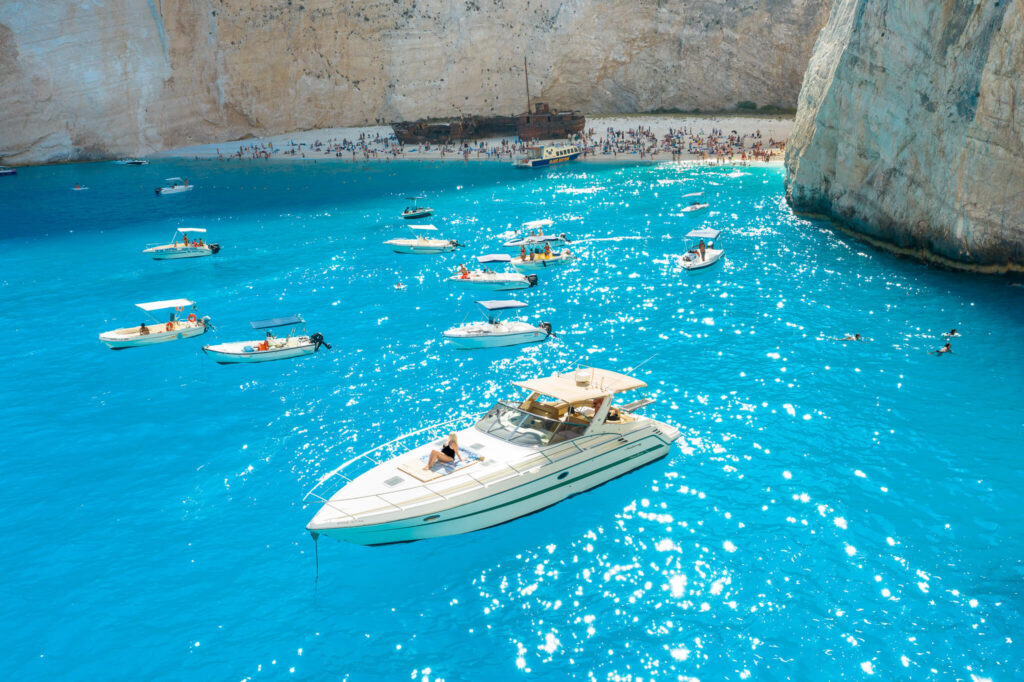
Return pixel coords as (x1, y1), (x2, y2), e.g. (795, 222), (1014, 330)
(840, 333), (863, 342)
(943, 328), (960, 337)
(930, 342), (953, 355)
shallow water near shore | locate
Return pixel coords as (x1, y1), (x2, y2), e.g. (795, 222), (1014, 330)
(1, 159), (1021, 681)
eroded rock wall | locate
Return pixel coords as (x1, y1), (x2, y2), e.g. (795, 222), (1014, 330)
(0, 0), (830, 164)
(785, 0), (1024, 270)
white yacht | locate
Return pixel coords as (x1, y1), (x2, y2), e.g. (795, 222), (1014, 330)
(155, 177), (193, 195)
(447, 254), (538, 291)
(305, 366), (681, 545)
(514, 143), (581, 168)
(203, 315), (329, 364)
(99, 298), (211, 349)
(681, 201), (709, 215)
(400, 196), (433, 220)
(501, 219), (571, 248)
(679, 228), (724, 271)
(384, 225), (460, 254)
(142, 227), (220, 259)
(443, 300), (552, 349)
(511, 248), (576, 272)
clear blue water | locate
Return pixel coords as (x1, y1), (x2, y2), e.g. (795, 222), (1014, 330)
(1, 159), (1022, 681)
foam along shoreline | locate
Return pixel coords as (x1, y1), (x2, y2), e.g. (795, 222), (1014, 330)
(152, 115), (792, 164)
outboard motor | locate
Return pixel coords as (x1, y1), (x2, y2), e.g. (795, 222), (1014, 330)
(311, 332), (331, 351)
(201, 315), (215, 331)
(450, 239), (464, 248)
(539, 321), (554, 337)
(209, 243), (221, 254)
(525, 274), (539, 288)
(560, 233), (570, 242)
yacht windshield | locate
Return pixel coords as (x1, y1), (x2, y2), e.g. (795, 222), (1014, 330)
(474, 402), (587, 447)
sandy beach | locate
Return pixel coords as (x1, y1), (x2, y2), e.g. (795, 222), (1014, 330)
(152, 114), (792, 165)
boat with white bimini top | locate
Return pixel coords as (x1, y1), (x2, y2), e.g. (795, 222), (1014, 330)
(384, 224), (461, 254)
(681, 200), (710, 215)
(99, 298), (212, 349)
(155, 177), (193, 195)
(400, 196), (434, 220)
(304, 366), (681, 545)
(447, 254), (538, 291)
(142, 227), (221, 259)
(443, 300), (552, 349)
(679, 228), (724, 271)
(202, 315), (330, 364)
(501, 219), (571, 248)
(514, 143), (581, 168)
(511, 246), (576, 272)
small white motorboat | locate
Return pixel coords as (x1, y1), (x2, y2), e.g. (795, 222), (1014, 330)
(155, 177), (193, 195)
(502, 219), (572, 249)
(681, 201), (710, 215)
(203, 315), (330, 364)
(447, 254), (538, 291)
(514, 143), (581, 168)
(384, 224), (460, 254)
(443, 299), (552, 349)
(400, 196), (434, 220)
(0, 165), (17, 176)
(511, 247), (576, 273)
(99, 298), (212, 349)
(679, 228), (724, 271)
(304, 366), (681, 545)
(142, 227), (220, 260)
(115, 158), (149, 166)
(72, 184), (88, 191)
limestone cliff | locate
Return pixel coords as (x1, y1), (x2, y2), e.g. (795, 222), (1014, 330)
(0, 0), (830, 164)
(786, 0), (1024, 271)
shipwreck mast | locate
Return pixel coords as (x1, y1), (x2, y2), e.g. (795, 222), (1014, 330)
(524, 57), (531, 114)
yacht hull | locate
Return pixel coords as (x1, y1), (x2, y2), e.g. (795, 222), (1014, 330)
(443, 328), (548, 349)
(312, 434), (672, 545)
(99, 323), (207, 349)
(203, 341), (316, 364)
(143, 246), (216, 259)
(446, 276), (532, 291)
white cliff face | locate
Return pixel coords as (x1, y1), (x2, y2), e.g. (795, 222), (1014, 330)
(0, 0), (830, 164)
(786, 0), (1024, 270)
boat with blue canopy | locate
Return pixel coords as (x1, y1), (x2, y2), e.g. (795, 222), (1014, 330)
(202, 315), (330, 364)
(442, 299), (553, 349)
(448, 253), (538, 291)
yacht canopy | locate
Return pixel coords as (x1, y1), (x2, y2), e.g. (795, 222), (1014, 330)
(176, 227), (207, 233)
(251, 315), (303, 329)
(523, 219), (553, 230)
(476, 299), (527, 312)
(136, 298), (193, 311)
(685, 228), (721, 240)
(410, 225), (437, 232)
(513, 367), (647, 403)
(477, 254), (512, 264)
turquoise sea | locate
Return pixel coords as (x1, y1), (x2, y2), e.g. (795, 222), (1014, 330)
(1, 159), (1021, 680)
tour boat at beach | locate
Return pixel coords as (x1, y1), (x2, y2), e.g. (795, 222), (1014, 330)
(511, 248), (576, 272)
(679, 228), (724, 271)
(400, 196), (434, 219)
(0, 166), (16, 176)
(155, 177), (193, 195)
(203, 315), (330, 364)
(447, 254), (538, 291)
(514, 143), (581, 168)
(304, 366), (680, 545)
(442, 300), (552, 349)
(681, 201), (710, 215)
(142, 227), (220, 259)
(99, 298), (211, 349)
(384, 225), (460, 254)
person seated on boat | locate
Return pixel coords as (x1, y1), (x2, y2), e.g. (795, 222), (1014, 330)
(425, 432), (460, 471)
(458, 263), (470, 279)
(182, 234), (189, 247)
(698, 239), (706, 261)
(605, 406), (621, 422)
(257, 331), (275, 351)
(138, 322), (150, 336)
(520, 245), (527, 261)
(544, 242), (553, 259)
